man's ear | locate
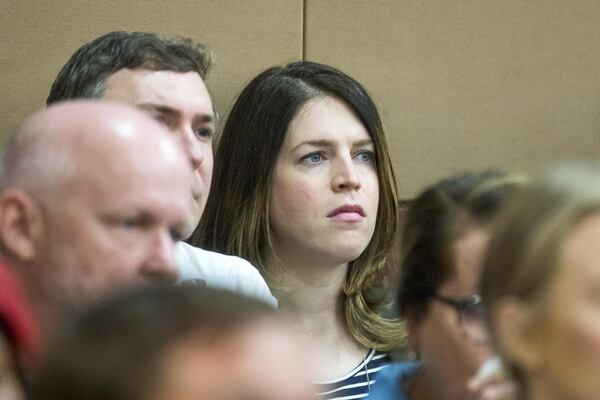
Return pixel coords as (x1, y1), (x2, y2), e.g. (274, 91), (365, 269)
(0, 189), (44, 263)
(492, 297), (544, 374)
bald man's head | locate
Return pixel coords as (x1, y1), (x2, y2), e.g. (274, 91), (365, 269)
(0, 100), (193, 330)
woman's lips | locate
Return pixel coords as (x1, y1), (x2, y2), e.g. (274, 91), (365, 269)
(327, 204), (366, 222)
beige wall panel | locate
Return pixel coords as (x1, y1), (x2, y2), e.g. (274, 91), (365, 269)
(305, 1), (600, 198)
(1, 0), (302, 144)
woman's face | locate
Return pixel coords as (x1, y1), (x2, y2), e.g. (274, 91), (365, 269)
(410, 227), (493, 400)
(517, 214), (600, 400)
(268, 96), (379, 269)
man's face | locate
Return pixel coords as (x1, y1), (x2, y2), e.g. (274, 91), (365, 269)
(103, 69), (214, 238)
(37, 123), (192, 306)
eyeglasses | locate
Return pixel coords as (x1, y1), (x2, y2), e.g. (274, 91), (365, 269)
(431, 293), (488, 345)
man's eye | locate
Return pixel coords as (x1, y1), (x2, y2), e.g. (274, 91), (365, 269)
(300, 152), (324, 164)
(119, 215), (153, 230)
(121, 217), (142, 228)
(152, 114), (172, 128)
(193, 128), (212, 139)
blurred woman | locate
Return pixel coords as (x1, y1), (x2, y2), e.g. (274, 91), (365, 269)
(194, 61), (404, 398)
(370, 171), (525, 400)
(481, 162), (600, 400)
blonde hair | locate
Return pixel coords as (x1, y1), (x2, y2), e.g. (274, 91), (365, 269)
(481, 162), (600, 387)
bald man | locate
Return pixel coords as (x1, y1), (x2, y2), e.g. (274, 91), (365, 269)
(48, 31), (276, 307)
(0, 100), (192, 332)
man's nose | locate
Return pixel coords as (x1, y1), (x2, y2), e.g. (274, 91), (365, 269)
(140, 230), (178, 284)
(179, 127), (204, 171)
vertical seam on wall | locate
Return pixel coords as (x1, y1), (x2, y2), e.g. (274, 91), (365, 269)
(302, 0), (306, 60)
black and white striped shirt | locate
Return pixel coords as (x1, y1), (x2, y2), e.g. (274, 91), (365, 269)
(315, 349), (390, 399)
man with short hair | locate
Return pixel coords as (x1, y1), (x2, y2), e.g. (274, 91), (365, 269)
(48, 31), (276, 306)
(0, 100), (192, 332)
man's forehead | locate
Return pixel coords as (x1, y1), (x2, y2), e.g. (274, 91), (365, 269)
(64, 134), (187, 190)
(69, 170), (190, 220)
(104, 69), (213, 113)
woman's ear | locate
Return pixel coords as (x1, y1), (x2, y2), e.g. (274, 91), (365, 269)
(0, 189), (44, 263)
(492, 297), (544, 374)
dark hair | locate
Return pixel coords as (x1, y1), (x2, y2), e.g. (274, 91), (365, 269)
(193, 61), (403, 350)
(47, 31), (212, 104)
(398, 170), (526, 322)
(32, 286), (273, 400)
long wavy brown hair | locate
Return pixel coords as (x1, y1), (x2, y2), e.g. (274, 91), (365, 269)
(192, 61), (405, 350)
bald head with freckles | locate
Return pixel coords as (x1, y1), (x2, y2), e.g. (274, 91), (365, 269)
(0, 100), (193, 332)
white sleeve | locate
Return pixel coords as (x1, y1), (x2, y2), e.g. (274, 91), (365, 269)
(175, 242), (278, 308)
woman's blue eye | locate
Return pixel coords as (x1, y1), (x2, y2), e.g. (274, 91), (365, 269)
(301, 152), (323, 163)
(357, 151), (374, 162)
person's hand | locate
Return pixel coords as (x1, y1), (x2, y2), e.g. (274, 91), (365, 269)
(466, 356), (518, 400)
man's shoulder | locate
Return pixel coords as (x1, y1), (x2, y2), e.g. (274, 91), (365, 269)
(176, 242), (255, 273)
(175, 242), (277, 307)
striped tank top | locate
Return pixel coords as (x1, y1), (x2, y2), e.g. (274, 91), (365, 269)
(315, 349), (390, 399)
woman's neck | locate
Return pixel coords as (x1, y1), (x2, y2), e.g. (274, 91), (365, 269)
(267, 255), (368, 380)
(270, 256), (348, 335)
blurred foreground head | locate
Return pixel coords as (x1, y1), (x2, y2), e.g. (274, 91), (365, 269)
(33, 286), (314, 400)
(0, 100), (192, 332)
(482, 162), (600, 400)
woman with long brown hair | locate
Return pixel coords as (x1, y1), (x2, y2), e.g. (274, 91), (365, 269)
(194, 61), (404, 398)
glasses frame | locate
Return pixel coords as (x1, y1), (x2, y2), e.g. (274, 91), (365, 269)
(431, 293), (488, 345)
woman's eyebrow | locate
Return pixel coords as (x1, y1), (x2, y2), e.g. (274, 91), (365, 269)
(291, 138), (373, 152)
(291, 139), (334, 152)
(352, 138), (374, 147)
